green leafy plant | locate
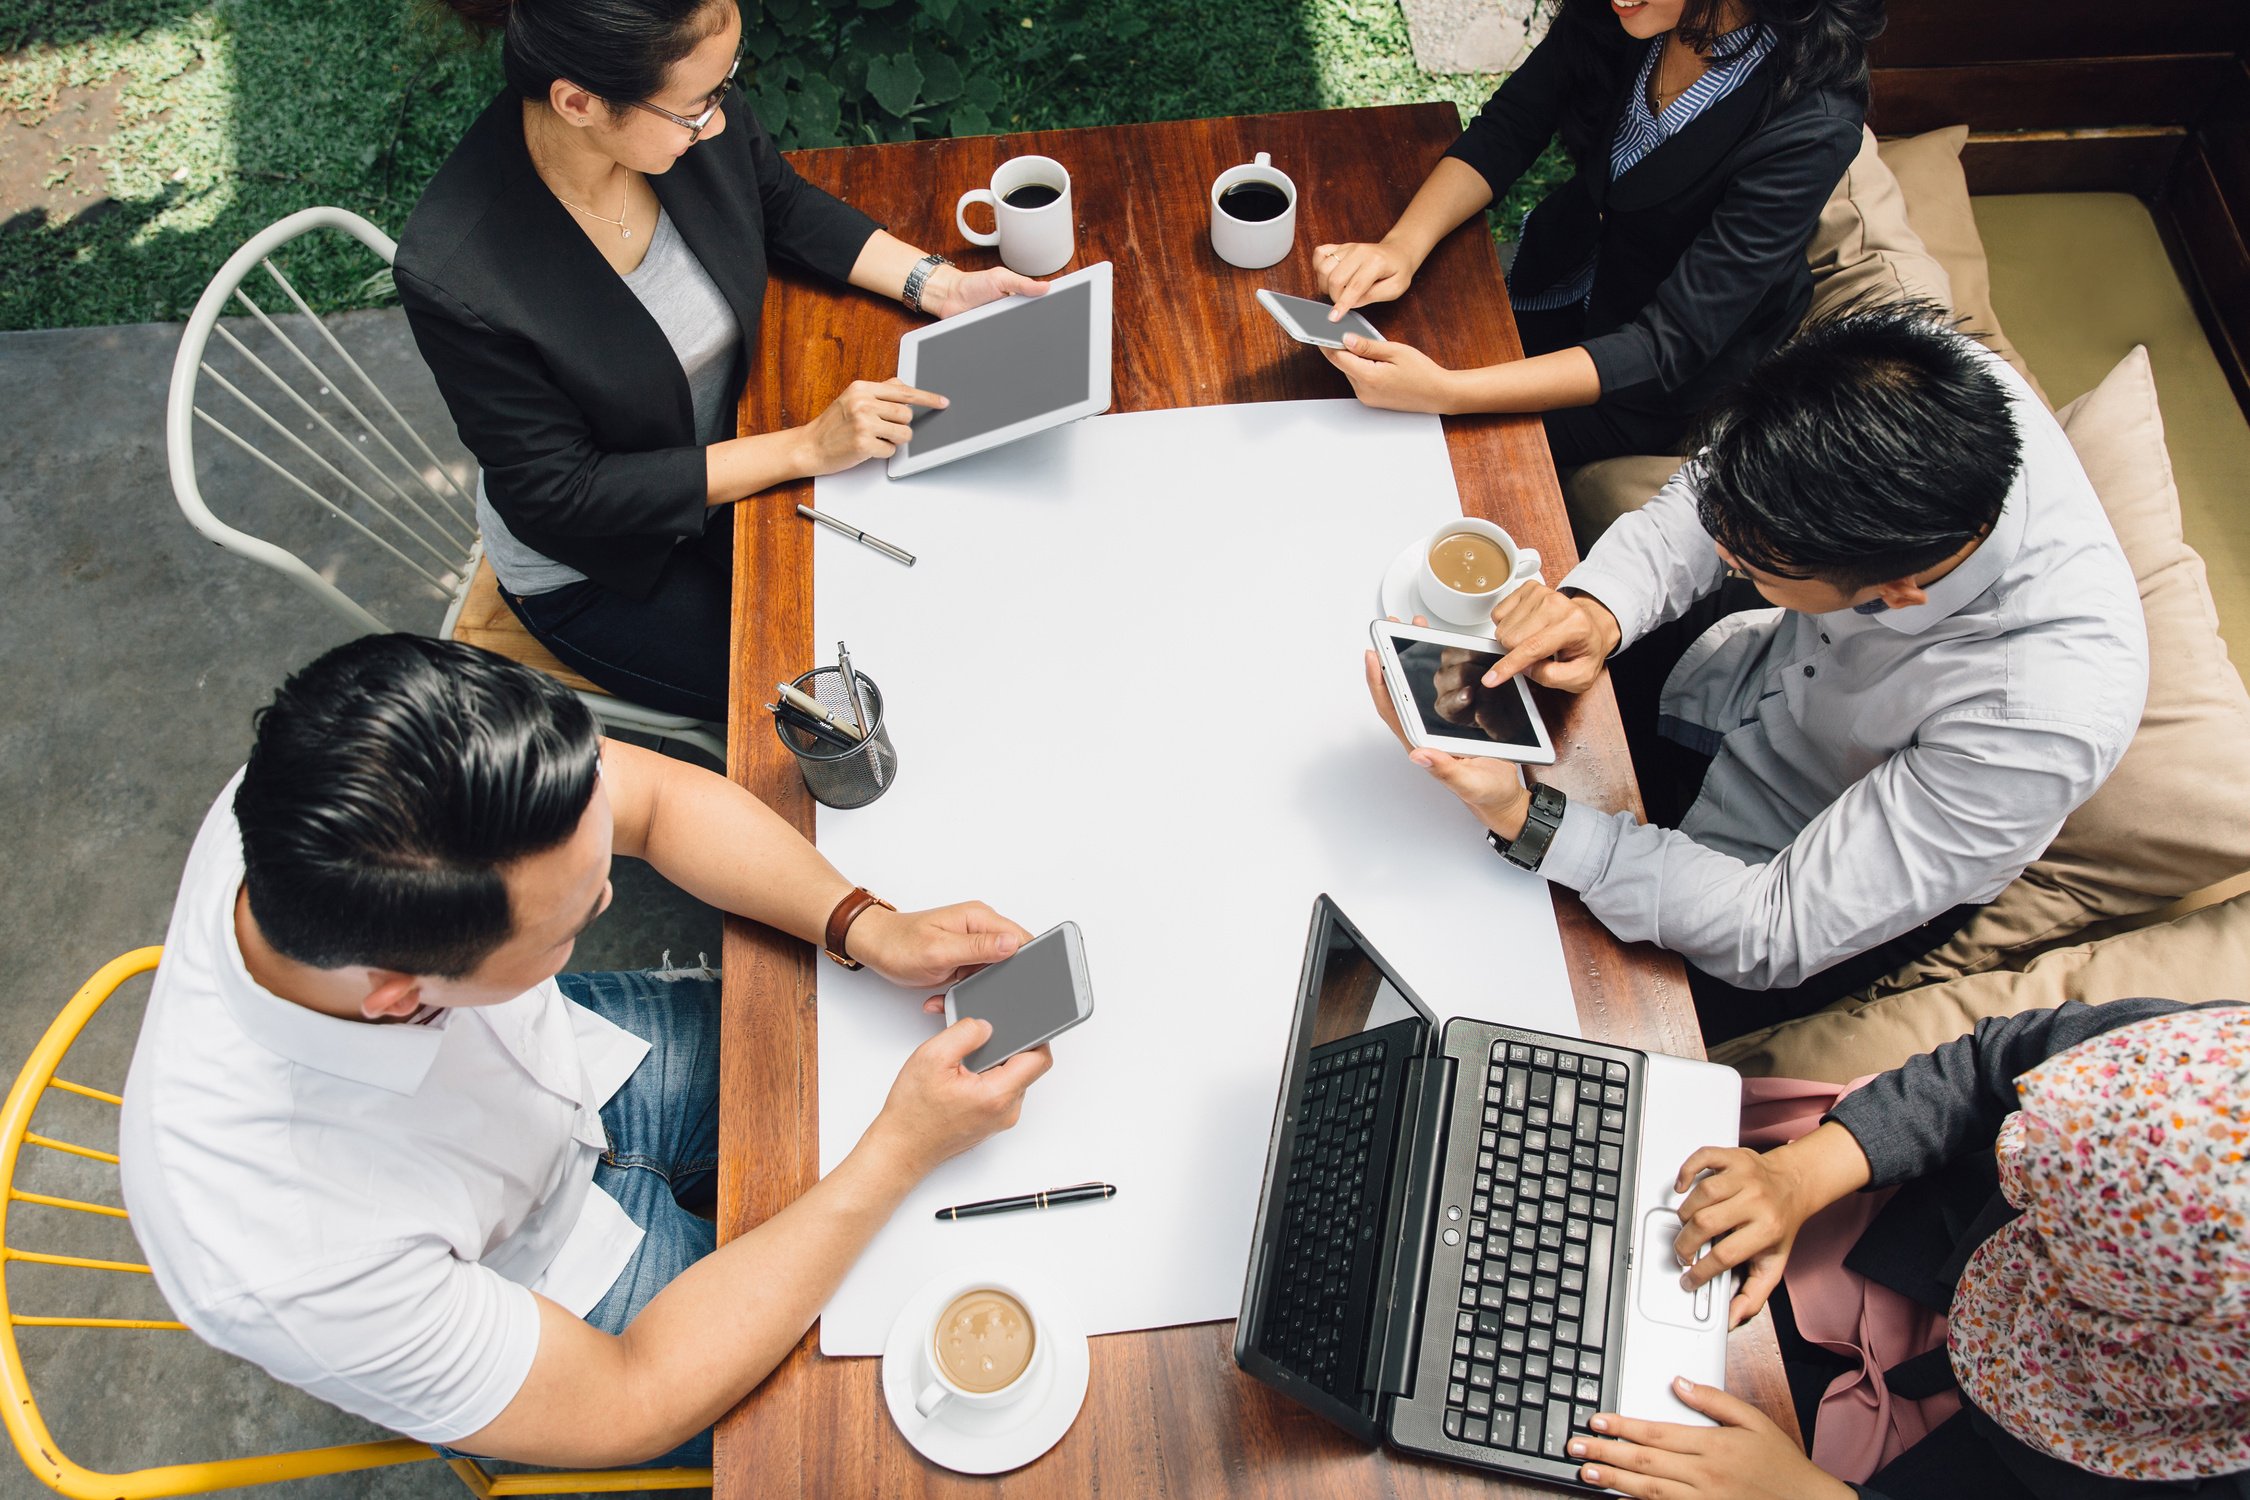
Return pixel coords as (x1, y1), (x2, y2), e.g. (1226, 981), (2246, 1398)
(738, 0), (1003, 148)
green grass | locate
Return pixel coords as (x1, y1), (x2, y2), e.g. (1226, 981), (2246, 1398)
(0, 0), (1569, 330)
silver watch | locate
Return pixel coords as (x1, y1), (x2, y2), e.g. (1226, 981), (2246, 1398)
(901, 253), (951, 313)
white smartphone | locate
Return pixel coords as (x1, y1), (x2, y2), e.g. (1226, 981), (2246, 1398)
(942, 920), (1094, 1072)
(1255, 289), (1380, 350)
(1369, 619), (1557, 764)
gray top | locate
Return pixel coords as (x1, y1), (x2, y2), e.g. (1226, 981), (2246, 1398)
(1536, 347), (2151, 991)
(479, 207), (743, 596)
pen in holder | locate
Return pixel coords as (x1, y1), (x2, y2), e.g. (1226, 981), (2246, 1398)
(774, 665), (897, 808)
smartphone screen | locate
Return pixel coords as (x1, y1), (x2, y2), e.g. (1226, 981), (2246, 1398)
(1380, 631), (1542, 750)
(949, 923), (1090, 1071)
(1260, 290), (1380, 347)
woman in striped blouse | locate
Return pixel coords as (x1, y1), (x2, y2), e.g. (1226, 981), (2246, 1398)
(1315, 0), (1883, 468)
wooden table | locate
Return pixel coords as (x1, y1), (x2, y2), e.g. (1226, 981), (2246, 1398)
(724, 104), (1794, 1499)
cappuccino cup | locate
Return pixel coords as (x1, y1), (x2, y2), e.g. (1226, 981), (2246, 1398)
(957, 156), (1075, 277)
(1418, 518), (1542, 628)
(1209, 151), (1297, 270)
(914, 1281), (1047, 1419)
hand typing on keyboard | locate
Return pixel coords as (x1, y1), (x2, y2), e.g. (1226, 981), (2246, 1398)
(1566, 1377), (1856, 1500)
(1669, 1121), (1874, 1328)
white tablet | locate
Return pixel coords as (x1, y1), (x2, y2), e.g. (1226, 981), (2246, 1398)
(888, 260), (1114, 478)
(1370, 619), (1556, 765)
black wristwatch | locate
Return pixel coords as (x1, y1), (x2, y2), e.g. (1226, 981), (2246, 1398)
(1489, 783), (1568, 872)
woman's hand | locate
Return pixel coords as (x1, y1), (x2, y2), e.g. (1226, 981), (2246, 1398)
(1321, 334), (1463, 414)
(1315, 239), (1419, 317)
(796, 378), (948, 475)
(1673, 1121), (1873, 1328)
(922, 264), (1048, 320)
(1569, 1379), (1857, 1500)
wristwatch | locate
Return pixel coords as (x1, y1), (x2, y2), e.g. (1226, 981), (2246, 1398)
(900, 253), (951, 314)
(823, 887), (896, 970)
(1489, 783), (1568, 872)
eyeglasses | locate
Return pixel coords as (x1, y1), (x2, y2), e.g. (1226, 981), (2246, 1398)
(628, 52), (741, 143)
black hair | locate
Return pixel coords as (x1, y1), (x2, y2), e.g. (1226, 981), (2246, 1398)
(1557, 0), (1885, 108)
(439, 0), (734, 108)
(1692, 300), (2022, 592)
(234, 635), (602, 979)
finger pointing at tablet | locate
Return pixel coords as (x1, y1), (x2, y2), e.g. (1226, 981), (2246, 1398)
(1482, 583), (1622, 695)
(802, 378), (948, 475)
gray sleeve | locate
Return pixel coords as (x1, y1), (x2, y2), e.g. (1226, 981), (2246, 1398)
(1825, 998), (2241, 1189)
(1539, 711), (2110, 991)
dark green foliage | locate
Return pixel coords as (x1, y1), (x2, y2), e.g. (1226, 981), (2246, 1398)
(0, 0), (1574, 329)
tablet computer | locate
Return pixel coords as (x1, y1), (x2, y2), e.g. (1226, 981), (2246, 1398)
(1369, 619), (1556, 764)
(888, 260), (1114, 479)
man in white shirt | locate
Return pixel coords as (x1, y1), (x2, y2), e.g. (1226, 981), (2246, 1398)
(119, 635), (1052, 1467)
(1364, 304), (2148, 1038)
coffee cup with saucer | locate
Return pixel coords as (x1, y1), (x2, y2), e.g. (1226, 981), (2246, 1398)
(881, 1268), (1090, 1474)
(1378, 517), (1542, 640)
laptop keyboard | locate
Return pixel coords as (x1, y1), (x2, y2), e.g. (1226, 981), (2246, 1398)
(1441, 1040), (1631, 1462)
(1261, 1035), (1401, 1397)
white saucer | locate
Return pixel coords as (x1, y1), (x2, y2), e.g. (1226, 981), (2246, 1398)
(879, 1270), (1091, 1475)
(1378, 537), (1497, 639)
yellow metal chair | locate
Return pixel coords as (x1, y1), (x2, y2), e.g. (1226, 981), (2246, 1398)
(0, 950), (713, 1498)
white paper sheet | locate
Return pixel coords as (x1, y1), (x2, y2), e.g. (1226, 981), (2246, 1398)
(809, 399), (1577, 1355)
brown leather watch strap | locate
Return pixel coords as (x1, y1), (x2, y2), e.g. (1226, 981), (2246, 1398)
(823, 887), (893, 970)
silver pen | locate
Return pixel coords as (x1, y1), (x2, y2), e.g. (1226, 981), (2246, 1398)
(835, 640), (872, 739)
(795, 503), (915, 566)
(775, 681), (867, 739)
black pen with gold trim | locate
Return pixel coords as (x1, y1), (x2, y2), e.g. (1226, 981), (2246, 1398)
(935, 1182), (1117, 1221)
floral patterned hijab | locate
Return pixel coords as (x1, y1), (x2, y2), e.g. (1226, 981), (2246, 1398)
(1948, 1006), (2250, 1480)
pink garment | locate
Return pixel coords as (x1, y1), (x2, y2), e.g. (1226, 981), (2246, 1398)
(1740, 1076), (1961, 1481)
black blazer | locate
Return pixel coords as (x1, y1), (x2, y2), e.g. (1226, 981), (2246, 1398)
(1446, 15), (1861, 421)
(395, 91), (878, 598)
(1826, 999), (2250, 1500)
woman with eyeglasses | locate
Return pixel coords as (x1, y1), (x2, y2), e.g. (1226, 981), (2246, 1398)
(398, 0), (1039, 723)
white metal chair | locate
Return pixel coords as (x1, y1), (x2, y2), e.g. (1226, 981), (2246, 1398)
(165, 206), (726, 761)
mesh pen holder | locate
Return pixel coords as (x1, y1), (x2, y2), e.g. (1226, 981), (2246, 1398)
(776, 667), (897, 809)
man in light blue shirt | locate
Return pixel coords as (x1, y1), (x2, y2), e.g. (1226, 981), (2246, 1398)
(1364, 304), (2148, 1038)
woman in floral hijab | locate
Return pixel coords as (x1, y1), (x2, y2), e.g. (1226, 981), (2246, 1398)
(1561, 999), (2248, 1500)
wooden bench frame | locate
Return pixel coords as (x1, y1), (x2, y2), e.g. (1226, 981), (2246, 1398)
(1869, 3), (2250, 416)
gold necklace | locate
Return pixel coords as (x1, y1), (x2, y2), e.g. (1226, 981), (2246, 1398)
(553, 189), (633, 240)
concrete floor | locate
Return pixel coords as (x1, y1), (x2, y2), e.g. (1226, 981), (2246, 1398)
(0, 309), (718, 1499)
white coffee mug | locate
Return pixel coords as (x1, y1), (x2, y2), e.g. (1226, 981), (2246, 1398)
(956, 156), (1075, 277)
(1209, 151), (1297, 270)
(1418, 517), (1542, 628)
(913, 1281), (1048, 1420)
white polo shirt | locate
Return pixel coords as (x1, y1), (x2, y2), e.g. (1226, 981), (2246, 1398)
(118, 772), (652, 1444)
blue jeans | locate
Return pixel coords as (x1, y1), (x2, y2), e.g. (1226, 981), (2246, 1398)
(459, 965), (723, 1473)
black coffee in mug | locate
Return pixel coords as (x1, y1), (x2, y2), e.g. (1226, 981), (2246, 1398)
(1219, 181), (1290, 222)
(1002, 183), (1062, 209)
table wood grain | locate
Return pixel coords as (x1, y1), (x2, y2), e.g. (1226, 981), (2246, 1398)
(723, 104), (1793, 1498)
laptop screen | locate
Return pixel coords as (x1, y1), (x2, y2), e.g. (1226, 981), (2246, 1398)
(1235, 897), (1435, 1436)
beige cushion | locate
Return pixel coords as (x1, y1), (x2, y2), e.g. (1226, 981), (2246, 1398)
(1862, 347), (2250, 990)
(1875, 126), (2048, 405)
(1806, 127), (1954, 322)
(1562, 454), (1686, 555)
(1709, 888), (2250, 1082)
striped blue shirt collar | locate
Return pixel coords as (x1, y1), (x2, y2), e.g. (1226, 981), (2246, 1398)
(1613, 23), (1778, 182)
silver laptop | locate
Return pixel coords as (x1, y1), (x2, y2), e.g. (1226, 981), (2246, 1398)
(1234, 895), (1739, 1487)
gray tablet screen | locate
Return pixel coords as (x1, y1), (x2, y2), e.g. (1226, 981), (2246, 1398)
(905, 280), (1094, 454)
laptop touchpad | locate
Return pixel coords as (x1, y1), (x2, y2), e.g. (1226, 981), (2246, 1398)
(1634, 1209), (1725, 1332)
